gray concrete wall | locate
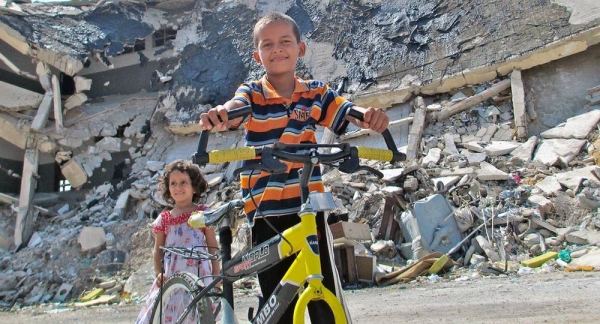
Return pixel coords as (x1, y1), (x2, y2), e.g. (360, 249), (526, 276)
(523, 43), (600, 136)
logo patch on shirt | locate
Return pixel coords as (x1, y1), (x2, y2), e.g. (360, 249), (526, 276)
(292, 106), (311, 122)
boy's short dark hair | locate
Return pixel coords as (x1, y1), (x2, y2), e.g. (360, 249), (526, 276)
(253, 12), (301, 48)
(159, 159), (207, 205)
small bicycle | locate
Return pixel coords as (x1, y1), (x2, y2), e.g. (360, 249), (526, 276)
(150, 106), (406, 324)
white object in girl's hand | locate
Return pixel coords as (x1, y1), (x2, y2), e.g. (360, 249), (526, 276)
(188, 211), (206, 228)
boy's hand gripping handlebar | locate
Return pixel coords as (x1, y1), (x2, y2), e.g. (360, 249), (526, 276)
(192, 106), (406, 175)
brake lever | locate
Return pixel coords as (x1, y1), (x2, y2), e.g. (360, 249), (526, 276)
(337, 147), (384, 178)
(233, 146), (287, 177)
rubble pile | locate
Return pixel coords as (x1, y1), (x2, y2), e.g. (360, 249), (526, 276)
(2, 79), (600, 308)
(313, 81), (600, 287)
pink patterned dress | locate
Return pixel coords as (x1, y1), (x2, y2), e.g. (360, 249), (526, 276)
(135, 205), (214, 324)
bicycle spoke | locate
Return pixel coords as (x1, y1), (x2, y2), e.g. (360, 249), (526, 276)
(150, 272), (218, 324)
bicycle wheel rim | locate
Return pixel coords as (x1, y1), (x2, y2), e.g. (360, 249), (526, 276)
(150, 272), (217, 324)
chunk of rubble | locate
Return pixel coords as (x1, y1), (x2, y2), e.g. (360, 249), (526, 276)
(483, 141), (519, 156)
(77, 227), (107, 254)
(422, 148), (442, 166)
(477, 162), (509, 181)
(510, 136), (538, 162)
(540, 109), (600, 139)
(533, 139), (586, 166)
(535, 176), (563, 195)
(554, 166), (600, 191)
(60, 159), (88, 188)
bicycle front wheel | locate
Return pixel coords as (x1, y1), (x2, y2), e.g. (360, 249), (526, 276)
(150, 272), (218, 324)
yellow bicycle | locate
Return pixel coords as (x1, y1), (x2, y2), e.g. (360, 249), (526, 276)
(151, 106), (406, 324)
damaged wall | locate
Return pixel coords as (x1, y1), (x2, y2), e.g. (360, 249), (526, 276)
(0, 0), (596, 200)
(2, 1), (600, 112)
(524, 43), (600, 136)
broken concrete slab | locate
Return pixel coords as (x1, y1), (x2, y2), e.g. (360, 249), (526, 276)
(565, 230), (600, 245)
(431, 176), (461, 191)
(462, 150), (487, 166)
(554, 166), (600, 190)
(443, 133), (460, 156)
(440, 167), (475, 177)
(483, 141), (520, 156)
(0, 81), (44, 112)
(511, 136), (539, 162)
(528, 194), (554, 217)
(477, 162), (510, 181)
(535, 176), (563, 195)
(540, 109), (600, 139)
(422, 148), (442, 166)
(533, 138), (587, 166)
(64, 93), (88, 111)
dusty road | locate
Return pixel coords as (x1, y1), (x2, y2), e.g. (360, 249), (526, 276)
(1, 271), (599, 323)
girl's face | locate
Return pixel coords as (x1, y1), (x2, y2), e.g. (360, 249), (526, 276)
(168, 169), (194, 205)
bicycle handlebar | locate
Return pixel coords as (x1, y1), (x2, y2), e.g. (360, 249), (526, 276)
(193, 106), (406, 170)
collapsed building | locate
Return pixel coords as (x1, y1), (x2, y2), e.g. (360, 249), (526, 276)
(1, 0), (600, 307)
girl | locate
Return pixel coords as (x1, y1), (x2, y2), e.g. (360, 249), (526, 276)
(136, 159), (220, 324)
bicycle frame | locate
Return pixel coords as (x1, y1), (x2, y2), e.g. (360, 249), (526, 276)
(185, 193), (344, 324)
(181, 105), (406, 324)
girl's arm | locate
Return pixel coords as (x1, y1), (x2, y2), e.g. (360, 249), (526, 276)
(153, 232), (167, 286)
(203, 227), (221, 276)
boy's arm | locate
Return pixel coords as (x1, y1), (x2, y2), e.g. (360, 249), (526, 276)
(344, 106), (389, 133)
(199, 100), (247, 131)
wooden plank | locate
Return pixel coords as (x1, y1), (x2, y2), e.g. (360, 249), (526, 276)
(377, 195), (401, 242)
(355, 254), (376, 282)
(333, 244), (358, 286)
(437, 79), (511, 120)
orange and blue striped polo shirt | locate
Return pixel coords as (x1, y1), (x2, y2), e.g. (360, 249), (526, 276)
(233, 75), (354, 221)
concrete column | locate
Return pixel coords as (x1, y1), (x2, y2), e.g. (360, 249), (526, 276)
(406, 97), (427, 161)
(52, 75), (63, 133)
(14, 147), (39, 248)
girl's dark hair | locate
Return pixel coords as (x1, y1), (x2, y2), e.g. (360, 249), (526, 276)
(159, 159), (208, 205)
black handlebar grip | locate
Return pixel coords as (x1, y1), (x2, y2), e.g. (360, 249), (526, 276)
(193, 105), (252, 166)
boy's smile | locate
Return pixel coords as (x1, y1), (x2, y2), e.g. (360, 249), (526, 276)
(253, 21), (305, 80)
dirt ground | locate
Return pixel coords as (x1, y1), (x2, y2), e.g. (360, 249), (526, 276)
(1, 270), (599, 323)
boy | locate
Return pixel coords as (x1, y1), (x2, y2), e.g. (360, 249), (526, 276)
(199, 12), (389, 323)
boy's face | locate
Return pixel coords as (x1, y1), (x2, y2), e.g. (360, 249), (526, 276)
(253, 21), (305, 77)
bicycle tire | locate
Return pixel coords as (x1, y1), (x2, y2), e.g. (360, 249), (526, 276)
(150, 272), (218, 324)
